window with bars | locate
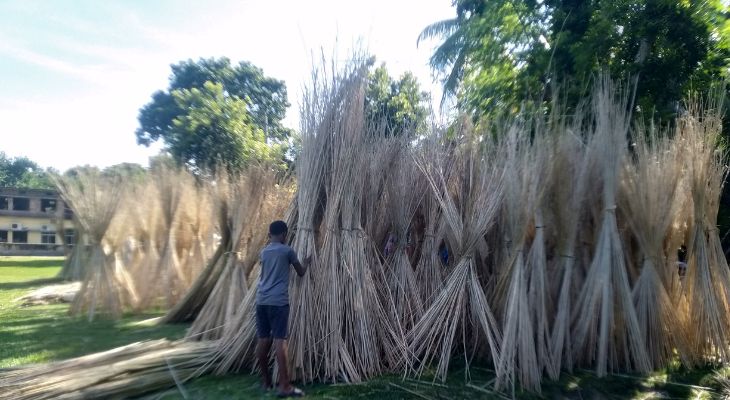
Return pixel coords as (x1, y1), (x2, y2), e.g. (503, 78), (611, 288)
(64, 229), (76, 245)
(12, 231), (28, 243)
(41, 231), (56, 244)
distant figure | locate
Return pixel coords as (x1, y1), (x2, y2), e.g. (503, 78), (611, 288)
(677, 261), (688, 278)
(384, 233), (396, 258)
(677, 245), (688, 279)
(439, 242), (449, 266)
(256, 220), (308, 398)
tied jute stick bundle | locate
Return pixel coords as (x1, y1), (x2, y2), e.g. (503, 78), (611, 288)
(53, 170), (129, 321)
(572, 78), (650, 376)
(415, 159), (446, 308)
(138, 166), (192, 309)
(285, 67), (329, 382)
(548, 110), (591, 378)
(524, 133), (554, 381)
(495, 124), (544, 392)
(313, 76), (364, 383)
(384, 137), (426, 332)
(680, 95), (730, 363)
(619, 128), (685, 369)
(409, 127), (504, 382)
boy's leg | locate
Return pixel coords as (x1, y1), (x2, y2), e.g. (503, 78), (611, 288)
(274, 339), (292, 392)
(272, 305), (303, 396)
(257, 338), (273, 388)
(255, 305), (273, 389)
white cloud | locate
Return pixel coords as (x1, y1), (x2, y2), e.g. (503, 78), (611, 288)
(0, 0), (454, 170)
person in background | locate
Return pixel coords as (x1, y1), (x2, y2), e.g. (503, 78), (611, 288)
(677, 245), (688, 280)
(439, 241), (449, 266)
(256, 220), (308, 398)
(384, 233), (396, 258)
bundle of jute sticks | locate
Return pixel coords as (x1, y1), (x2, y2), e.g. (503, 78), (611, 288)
(54, 164), (292, 321)
(4, 65), (730, 399)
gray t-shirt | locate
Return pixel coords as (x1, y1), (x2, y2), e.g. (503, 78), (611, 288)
(256, 242), (299, 306)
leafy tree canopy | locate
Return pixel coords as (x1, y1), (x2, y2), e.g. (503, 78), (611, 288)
(171, 82), (284, 172)
(422, 0), (730, 119)
(0, 152), (55, 189)
(136, 58), (290, 172)
(366, 64), (430, 136)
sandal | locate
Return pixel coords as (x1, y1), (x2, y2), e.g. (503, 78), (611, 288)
(277, 387), (305, 398)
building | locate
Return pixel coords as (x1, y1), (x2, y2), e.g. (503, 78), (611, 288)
(0, 187), (75, 255)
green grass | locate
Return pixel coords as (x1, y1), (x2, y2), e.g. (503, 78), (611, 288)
(157, 363), (725, 399)
(0, 256), (726, 399)
(0, 256), (186, 368)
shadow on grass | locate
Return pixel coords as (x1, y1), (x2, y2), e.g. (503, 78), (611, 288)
(0, 277), (64, 291)
(0, 258), (65, 269)
(0, 305), (186, 368)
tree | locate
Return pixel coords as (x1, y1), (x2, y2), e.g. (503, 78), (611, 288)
(365, 64), (430, 136)
(0, 152), (54, 189)
(170, 82), (283, 172)
(102, 163), (147, 181)
(422, 0), (730, 119)
(136, 58), (291, 171)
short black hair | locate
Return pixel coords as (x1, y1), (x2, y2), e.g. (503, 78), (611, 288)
(269, 220), (288, 236)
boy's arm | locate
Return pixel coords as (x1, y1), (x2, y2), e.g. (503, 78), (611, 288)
(292, 260), (307, 277)
(290, 249), (309, 277)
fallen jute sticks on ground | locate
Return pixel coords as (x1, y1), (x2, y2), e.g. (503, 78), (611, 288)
(0, 340), (216, 400)
(5, 64), (730, 399)
(16, 282), (80, 306)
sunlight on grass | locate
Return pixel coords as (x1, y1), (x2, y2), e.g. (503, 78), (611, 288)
(0, 256), (186, 369)
(2, 256), (728, 399)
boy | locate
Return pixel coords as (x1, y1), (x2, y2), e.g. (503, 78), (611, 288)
(256, 220), (307, 398)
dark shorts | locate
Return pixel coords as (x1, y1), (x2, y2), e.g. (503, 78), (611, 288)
(256, 304), (289, 339)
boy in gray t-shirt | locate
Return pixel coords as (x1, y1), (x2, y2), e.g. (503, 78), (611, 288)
(256, 220), (307, 397)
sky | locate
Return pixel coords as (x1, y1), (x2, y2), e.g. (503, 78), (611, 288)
(0, 0), (454, 171)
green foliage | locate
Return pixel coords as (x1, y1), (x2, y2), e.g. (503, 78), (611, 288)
(169, 82), (284, 172)
(424, 0), (730, 120)
(365, 64), (430, 136)
(136, 58), (290, 172)
(101, 163), (147, 181)
(0, 152), (54, 189)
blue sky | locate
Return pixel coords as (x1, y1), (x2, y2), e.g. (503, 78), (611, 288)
(0, 0), (453, 170)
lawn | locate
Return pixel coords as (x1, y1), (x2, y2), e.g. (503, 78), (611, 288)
(0, 256), (726, 399)
(0, 256), (186, 368)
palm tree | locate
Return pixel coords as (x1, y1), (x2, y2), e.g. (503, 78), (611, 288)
(418, 16), (468, 102)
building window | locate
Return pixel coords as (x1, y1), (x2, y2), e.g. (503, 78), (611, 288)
(12, 231), (28, 243)
(0, 230), (7, 242)
(0, 197), (8, 210)
(41, 231), (56, 244)
(41, 199), (57, 212)
(12, 197), (30, 211)
(64, 229), (76, 245)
